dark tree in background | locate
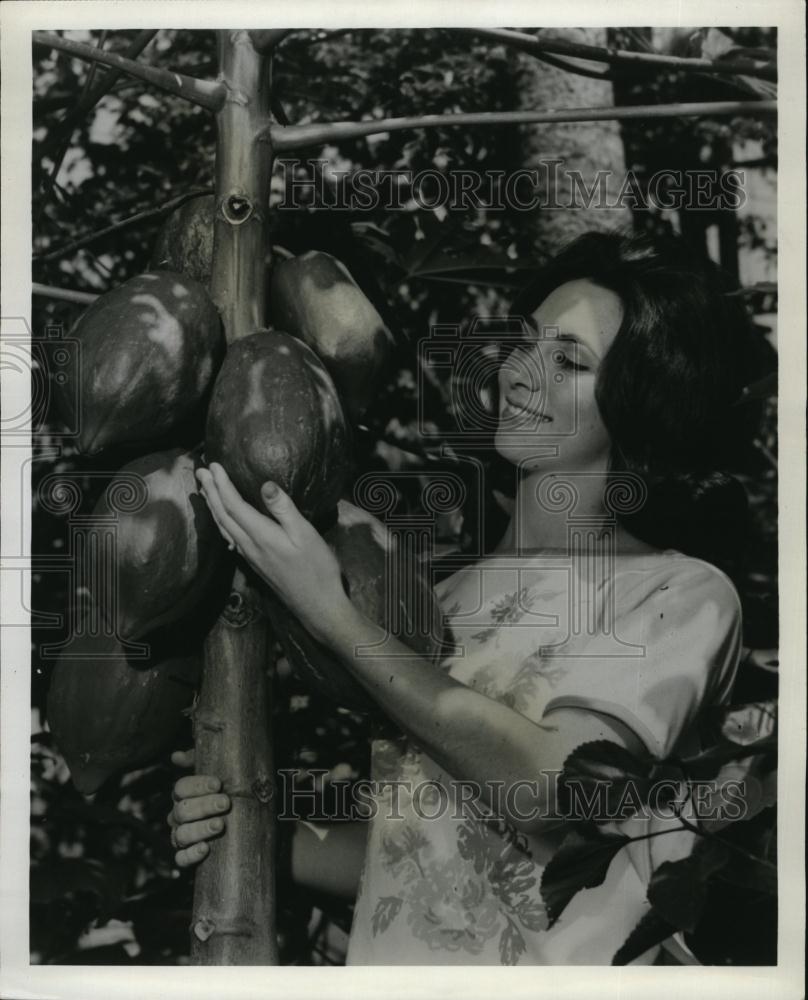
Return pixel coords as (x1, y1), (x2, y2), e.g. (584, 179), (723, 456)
(30, 27), (778, 965)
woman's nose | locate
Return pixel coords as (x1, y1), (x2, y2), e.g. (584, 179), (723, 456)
(502, 346), (544, 395)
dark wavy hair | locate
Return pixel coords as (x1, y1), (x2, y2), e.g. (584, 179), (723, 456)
(507, 228), (767, 568)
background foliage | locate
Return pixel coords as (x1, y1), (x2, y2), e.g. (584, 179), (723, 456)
(31, 27), (778, 965)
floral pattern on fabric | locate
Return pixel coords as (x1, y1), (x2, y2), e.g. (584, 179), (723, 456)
(371, 814), (548, 963)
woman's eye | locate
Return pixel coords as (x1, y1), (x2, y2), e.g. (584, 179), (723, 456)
(551, 348), (589, 372)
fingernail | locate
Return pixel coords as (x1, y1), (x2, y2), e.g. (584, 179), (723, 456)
(198, 842), (208, 853)
(263, 481), (278, 498)
(216, 797), (228, 810)
(210, 818), (223, 832)
(207, 778), (220, 792)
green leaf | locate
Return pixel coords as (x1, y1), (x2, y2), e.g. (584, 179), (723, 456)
(647, 838), (729, 933)
(612, 907), (678, 965)
(680, 736), (777, 779)
(716, 699), (777, 745)
(715, 851), (777, 895)
(540, 826), (629, 928)
(560, 739), (654, 822)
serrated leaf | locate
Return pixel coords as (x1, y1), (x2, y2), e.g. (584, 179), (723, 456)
(540, 826), (629, 928)
(647, 838), (729, 933)
(612, 908), (678, 965)
(560, 739), (654, 821)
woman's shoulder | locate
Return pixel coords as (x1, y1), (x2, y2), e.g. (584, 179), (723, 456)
(612, 549), (742, 623)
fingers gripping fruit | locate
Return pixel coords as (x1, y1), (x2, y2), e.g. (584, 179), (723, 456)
(60, 271), (223, 455)
(92, 447), (230, 641)
(46, 626), (200, 795)
(266, 500), (446, 712)
(150, 194), (215, 285)
(269, 251), (396, 422)
(205, 331), (351, 522)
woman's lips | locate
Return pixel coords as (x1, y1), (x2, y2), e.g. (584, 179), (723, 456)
(502, 397), (552, 422)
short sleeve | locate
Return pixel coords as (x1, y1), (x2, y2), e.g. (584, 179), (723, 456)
(542, 559), (743, 760)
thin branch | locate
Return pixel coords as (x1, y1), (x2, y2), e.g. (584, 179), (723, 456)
(268, 100), (777, 152)
(41, 30), (159, 155)
(458, 27), (777, 83)
(33, 187), (214, 263)
(32, 282), (99, 305)
(528, 50), (618, 81)
(33, 31), (225, 112)
(37, 31), (110, 216)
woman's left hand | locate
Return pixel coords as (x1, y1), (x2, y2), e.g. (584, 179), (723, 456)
(196, 462), (351, 641)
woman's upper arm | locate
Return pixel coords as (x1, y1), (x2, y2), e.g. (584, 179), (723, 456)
(541, 561), (743, 761)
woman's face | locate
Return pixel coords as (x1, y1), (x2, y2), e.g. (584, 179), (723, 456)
(494, 278), (624, 473)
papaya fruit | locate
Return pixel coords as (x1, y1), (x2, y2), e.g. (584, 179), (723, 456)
(46, 625), (200, 795)
(269, 251), (395, 422)
(265, 499), (446, 712)
(61, 271), (223, 455)
(205, 331), (351, 521)
(92, 447), (230, 641)
(150, 194), (215, 285)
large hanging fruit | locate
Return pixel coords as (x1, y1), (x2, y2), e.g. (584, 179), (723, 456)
(61, 270), (223, 455)
(266, 500), (446, 712)
(269, 251), (395, 422)
(205, 330), (352, 521)
(46, 625), (200, 795)
(92, 447), (231, 640)
(150, 194), (215, 285)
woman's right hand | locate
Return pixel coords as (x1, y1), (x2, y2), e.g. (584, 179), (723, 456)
(167, 748), (231, 868)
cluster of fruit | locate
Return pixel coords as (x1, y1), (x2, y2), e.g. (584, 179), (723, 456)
(47, 196), (444, 794)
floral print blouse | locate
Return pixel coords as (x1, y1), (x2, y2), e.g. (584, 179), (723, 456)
(345, 549), (742, 965)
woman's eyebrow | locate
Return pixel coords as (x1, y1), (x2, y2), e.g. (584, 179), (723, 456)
(522, 321), (601, 360)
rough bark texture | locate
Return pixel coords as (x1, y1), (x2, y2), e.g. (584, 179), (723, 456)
(516, 28), (632, 254)
(190, 30), (278, 965)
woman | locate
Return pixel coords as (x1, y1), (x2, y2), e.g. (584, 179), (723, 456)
(168, 230), (755, 964)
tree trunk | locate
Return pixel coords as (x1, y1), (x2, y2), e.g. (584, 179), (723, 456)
(516, 28), (632, 253)
(190, 29), (278, 965)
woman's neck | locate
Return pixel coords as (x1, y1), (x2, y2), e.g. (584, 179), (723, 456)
(492, 467), (655, 557)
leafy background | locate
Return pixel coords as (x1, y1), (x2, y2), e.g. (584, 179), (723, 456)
(30, 27), (777, 964)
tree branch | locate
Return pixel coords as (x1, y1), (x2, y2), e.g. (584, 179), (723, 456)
(33, 31), (225, 112)
(41, 30), (159, 155)
(268, 100), (777, 152)
(32, 282), (99, 305)
(33, 187), (214, 263)
(37, 31), (110, 216)
(458, 27), (777, 83)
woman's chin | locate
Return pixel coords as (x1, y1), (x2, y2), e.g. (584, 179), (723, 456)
(493, 426), (557, 468)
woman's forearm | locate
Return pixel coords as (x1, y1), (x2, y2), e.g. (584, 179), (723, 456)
(291, 819), (368, 900)
(325, 602), (567, 832)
